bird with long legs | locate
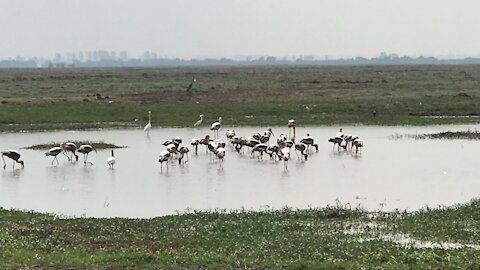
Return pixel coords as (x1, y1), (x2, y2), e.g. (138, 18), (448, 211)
(78, 145), (97, 165)
(62, 142), (78, 162)
(294, 143), (308, 160)
(191, 138), (200, 155)
(107, 150), (116, 168)
(288, 119), (296, 142)
(45, 146), (62, 165)
(251, 143), (268, 160)
(194, 114), (203, 127)
(210, 117), (222, 139)
(2, 150), (24, 169)
(158, 150), (171, 172)
(214, 147), (226, 167)
(144, 111), (152, 136)
(300, 133), (319, 152)
(352, 139), (364, 154)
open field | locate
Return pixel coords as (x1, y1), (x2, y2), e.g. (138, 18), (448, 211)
(2, 65), (480, 131)
(0, 200), (479, 269)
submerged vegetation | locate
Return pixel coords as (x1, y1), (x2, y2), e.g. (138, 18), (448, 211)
(2, 65), (480, 131)
(0, 200), (479, 269)
(390, 130), (480, 140)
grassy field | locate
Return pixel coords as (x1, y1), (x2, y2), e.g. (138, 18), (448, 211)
(0, 200), (479, 269)
(2, 65), (480, 131)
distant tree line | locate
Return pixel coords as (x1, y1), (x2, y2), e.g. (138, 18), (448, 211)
(2, 51), (480, 68)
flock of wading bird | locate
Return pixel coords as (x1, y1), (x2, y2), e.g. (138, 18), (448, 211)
(0, 112), (364, 171)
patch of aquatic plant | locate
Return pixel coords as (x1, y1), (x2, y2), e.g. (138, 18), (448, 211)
(24, 141), (126, 150)
(390, 130), (480, 140)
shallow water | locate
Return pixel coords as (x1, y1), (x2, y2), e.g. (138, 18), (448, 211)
(0, 125), (479, 218)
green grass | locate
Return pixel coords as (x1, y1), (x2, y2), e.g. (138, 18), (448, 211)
(0, 201), (479, 269)
(2, 65), (480, 131)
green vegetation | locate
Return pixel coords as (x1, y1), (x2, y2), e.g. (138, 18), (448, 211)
(0, 200), (479, 269)
(391, 130), (480, 140)
(2, 65), (480, 131)
(23, 141), (126, 150)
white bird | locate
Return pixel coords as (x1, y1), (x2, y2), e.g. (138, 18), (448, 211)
(78, 145), (97, 165)
(107, 150), (116, 168)
(45, 146), (62, 165)
(194, 114), (203, 127)
(288, 119), (296, 142)
(1, 150), (24, 169)
(144, 111), (152, 135)
(352, 139), (364, 153)
(210, 117), (222, 138)
(279, 147), (290, 170)
(158, 150), (171, 172)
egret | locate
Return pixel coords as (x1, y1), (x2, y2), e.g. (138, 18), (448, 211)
(1, 150), (24, 169)
(194, 114), (204, 127)
(288, 119), (296, 142)
(78, 145), (97, 165)
(210, 117), (222, 138)
(107, 150), (116, 168)
(45, 146), (62, 165)
(144, 111), (152, 135)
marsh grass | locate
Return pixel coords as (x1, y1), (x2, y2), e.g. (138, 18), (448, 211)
(2, 65), (480, 131)
(0, 200), (479, 269)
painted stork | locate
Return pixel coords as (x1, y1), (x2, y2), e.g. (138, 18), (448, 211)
(210, 117), (222, 138)
(62, 142), (78, 162)
(45, 146), (62, 165)
(78, 145), (97, 165)
(158, 150), (171, 172)
(1, 150), (24, 169)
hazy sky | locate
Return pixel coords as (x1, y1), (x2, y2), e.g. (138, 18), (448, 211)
(1, 0), (479, 59)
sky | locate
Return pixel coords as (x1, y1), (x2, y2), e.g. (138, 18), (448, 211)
(1, 0), (479, 59)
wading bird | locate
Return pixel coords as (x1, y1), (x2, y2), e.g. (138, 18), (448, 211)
(158, 150), (171, 172)
(300, 134), (319, 152)
(210, 117), (222, 139)
(194, 114), (203, 127)
(78, 145), (97, 165)
(62, 142), (78, 162)
(1, 150), (24, 169)
(144, 111), (152, 135)
(288, 119), (296, 142)
(107, 150), (116, 168)
(45, 146), (62, 165)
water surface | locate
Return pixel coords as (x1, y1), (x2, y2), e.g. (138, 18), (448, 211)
(0, 125), (479, 218)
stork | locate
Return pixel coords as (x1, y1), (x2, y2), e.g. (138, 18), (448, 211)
(300, 133), (319, 152)
(144, 111), (152, 136)
(78, 145), (97, 165)
(158, 150), (171, 172)
(107, 150), (116, 168)
(45, 146), (62, 165)
(194, 114), (203, 127)
(191, 138), (200, 155)
(62, 142), (78, 162)
(1, 150), (24, 169)
(294, 143), (308, 160)
(260, 128), (274, 144)
(352, 139), (364, 154)
(214, 147), (226, 166)
(210, 117), (222, 138)
(176, 146), (190, 164)
(251, 143), (268, 160)
(328, 137), (343, 151)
